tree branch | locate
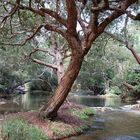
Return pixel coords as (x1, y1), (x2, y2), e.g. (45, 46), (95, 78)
(104, 31), (126, 44)
(29, 0), (32, 8)
(24, 49), (57, 70)
(66, 0), (78, 37)
(31, 58), (58, 70)
(44, 23), (66, 39)
(0, 24), (44, 46)
(84, 0), (138, 54)
(108, 8), (140, 21)
(105, 31), (140, 65)
(0, 2), (19, 28)
(27, 48), (55, 58)
(129, 47), (140, 65)
(33, 48), (55, 57)
(15, 2), (67, 27)
(77, 2), (86, 32)
(0, 22), (66, 46)
(98, 0), (138, 34)
(40, 8), (67, 27)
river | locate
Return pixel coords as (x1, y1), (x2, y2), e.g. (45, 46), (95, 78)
(69, 94), (140, 140)
(0, 91), (140, 140)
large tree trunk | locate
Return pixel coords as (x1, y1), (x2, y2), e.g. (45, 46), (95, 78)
(39, 53), (84, 119)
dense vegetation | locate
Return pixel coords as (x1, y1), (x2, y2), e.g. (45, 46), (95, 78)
(0, 0), (139, 118)
(0, 1), (140, 139)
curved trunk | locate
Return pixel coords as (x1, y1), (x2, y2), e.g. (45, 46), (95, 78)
(39, 54), (84, 119)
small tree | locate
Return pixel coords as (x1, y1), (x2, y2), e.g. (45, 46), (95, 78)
(0, 0), (139, 119)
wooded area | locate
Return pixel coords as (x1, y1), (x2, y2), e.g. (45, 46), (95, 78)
(0, 0), (140, 119)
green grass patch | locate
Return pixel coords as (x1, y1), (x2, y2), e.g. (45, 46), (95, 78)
(75, 125), (89, 133)
(50, 121), (74, 137)
(69, 107), (95, 120)
(2, 118), (49, 140)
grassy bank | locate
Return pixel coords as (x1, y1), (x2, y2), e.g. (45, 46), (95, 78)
(1, 102), (95, 140)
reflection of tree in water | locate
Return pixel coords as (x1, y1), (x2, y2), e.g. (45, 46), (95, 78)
(104, 97), (122, 107)
(70, 95), (106, 107)
(21, 93), (51, 111)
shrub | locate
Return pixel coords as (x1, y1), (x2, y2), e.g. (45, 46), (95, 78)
(109, 86), (122, 95)
(2, 118), (49, 140)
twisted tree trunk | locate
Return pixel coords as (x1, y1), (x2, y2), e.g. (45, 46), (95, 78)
(39, 53), (84, 119)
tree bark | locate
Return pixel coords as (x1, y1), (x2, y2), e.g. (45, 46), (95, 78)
(39, 53), (84, 119)
(55, 50), (65, 83)
(123, 82), (134, 90)
(129, 47), (140, 64)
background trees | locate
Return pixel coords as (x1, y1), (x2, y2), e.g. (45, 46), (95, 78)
(0, 0), (139, 119)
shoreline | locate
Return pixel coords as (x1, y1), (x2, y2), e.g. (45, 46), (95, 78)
(1, 102), (94, 140)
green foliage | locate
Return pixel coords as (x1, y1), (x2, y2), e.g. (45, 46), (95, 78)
(75, 125), (89, 133)
(29, 70), (58, 92)
(0, 64), (22, 90)
(50, 127), (72, 137)
(50, 121), (89, 137)
(125, 70), (140, 86)
(125, 69), (140, 94)
(69, 108), (95, 120)
(2, 118), (49, 140)
(49, 121), (74, 138)
(108, 86), (122, 95)
(78, 25), (140, 95)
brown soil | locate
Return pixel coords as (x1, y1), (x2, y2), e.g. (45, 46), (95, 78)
(5, 102), (91, 140)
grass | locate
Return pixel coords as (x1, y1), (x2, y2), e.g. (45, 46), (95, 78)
(2, 118), (49, 140)
(1, 103), (95, 140)
(69, 107), (95, 120)
(50, 121), (74, 138)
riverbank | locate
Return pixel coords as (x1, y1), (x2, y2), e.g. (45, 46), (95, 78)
(1, 102), (94, 140)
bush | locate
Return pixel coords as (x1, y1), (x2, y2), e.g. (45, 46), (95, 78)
(2, 118), (49, 140)
(109, 86), (122, 95)
(29, 70), (58, 92)
(125, 70), (140, 86)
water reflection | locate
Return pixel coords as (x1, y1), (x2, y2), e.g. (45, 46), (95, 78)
(20, 92), (51, 111)
(70, 94), (122, 107)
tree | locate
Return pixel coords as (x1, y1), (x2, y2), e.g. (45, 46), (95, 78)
(0, 0), (139, 119)
(25, 33), (71, 83)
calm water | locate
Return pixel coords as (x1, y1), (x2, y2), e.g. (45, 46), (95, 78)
(69, 110), (140, 140)
(0, 91), (140, 140)
(69, 94), (123, 107)
(68, 93), (140, 140)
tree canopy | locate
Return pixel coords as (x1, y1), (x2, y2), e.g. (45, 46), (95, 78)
(0, 0), (140, 119)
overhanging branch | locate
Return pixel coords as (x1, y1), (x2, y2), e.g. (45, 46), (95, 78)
(0, 24), (44, 46)
(0, 23), (66, 46)
(104, 31), (140, 65)
(98, 0), (138, 34)
(40, 8), (67, 27)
